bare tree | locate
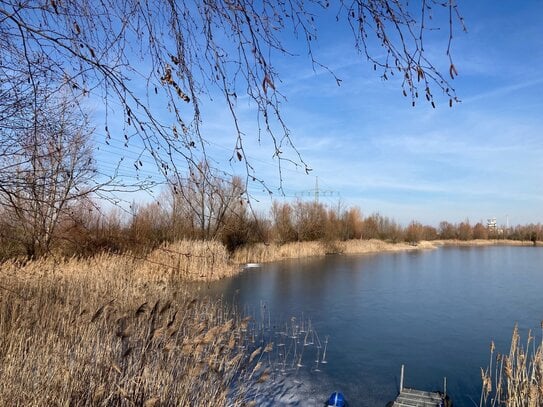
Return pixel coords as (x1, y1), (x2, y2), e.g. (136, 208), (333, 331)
(457, 219), (473, 241)
(0, 86), (103, 257)
(472, 222), (489, 240)
(361, 213), (380, 239)
(292, 200), (328, 241)
(340, 207), (364, 240)
(405, 220), (424, 244)
(438, 220), (456, 239)
(0, 0), (464, 191)
(170, 162), (245, 239)
(271, 201), (298, 243)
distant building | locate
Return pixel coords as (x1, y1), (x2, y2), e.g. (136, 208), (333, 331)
(487, 218), (497, 231)
(487, 218), (504, 235)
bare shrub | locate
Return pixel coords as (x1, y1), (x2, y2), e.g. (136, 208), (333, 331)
(458, 220), (474, 241)
(271, 201), (298, 244)
(341, 207), (364, 240)
(404, 221), (424, 245)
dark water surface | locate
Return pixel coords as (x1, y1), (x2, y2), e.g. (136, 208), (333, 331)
(202, 246), (543, 406)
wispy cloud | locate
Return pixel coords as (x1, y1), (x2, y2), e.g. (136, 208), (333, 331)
(461, 78), (543, 104)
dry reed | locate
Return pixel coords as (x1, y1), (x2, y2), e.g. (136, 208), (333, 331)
(232, 239), (435, 265)
(0, 254), (271, 406)
(480, 324), (543, 406)
(143, 239), (238, 281)
(232, 241), (325, 264)
(67, 238), (526, 284)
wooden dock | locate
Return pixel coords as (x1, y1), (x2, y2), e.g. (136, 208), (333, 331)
(392, 388), (445, 407)
(390, 365), (449, 407)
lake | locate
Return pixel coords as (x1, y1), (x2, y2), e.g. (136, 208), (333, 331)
(201, 245), (543, 406)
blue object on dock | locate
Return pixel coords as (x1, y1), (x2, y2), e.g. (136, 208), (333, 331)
(327, 391), (346, 407)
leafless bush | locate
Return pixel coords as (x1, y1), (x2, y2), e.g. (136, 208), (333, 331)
(405, 221), (424, 244)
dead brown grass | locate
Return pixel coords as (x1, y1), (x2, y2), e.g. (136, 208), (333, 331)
(232, 241), (325, 264)
(119, 238), (537, 283)
(480, 325), (543, 406)
(0, 254), (267, 406)
(435, 239), (537, 247)
(232, 239), (436, 264)
(143, 239), (238, 282)
(341, 239), (436, 254)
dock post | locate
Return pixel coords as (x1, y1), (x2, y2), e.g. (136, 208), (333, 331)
(444, 377), (447, 398)
(400, 364), (404, 393)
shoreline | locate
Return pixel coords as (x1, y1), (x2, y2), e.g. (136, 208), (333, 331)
(128, 238), (542, 282)
(232, 238), (540, 267)
(432, 238), (537, 247)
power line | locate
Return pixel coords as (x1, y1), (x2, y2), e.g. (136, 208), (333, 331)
(295, 176), (339, 204)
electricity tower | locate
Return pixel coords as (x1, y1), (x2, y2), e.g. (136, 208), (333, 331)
(296, 176), (339, 203)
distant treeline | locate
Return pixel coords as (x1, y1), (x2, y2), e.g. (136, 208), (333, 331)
(2, 136), (540, 261)
(1, 191), (541, 261)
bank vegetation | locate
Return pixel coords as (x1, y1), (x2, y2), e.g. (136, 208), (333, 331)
(1, 176), (541, 270)
(480, 325), (543, 407)
(0, 255), (277, 406)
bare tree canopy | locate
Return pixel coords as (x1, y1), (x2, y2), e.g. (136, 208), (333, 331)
(0, 0), (464, 190)
(170, 162), (245, 239)
(0, 76), (146, 257)
(0, 86), (96, 256)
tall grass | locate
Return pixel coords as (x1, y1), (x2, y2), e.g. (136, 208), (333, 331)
(480, 324), (543, 406)
(0, 255), (269, 406)
(144, 239), (238, 281)
(232, 239), (435, 265)
(231, 241), (326, 264)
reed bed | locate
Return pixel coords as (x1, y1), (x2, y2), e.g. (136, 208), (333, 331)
(480, 324), (543, 406)
(0, 255), (273, 406)
(63, 238), (524, 284)
(231, 241), (325, 264)
(232, 239), (435, 265)
(436, 239), (536, 247)
(144, 239), (238, 282)
(341, 239), (435, 254)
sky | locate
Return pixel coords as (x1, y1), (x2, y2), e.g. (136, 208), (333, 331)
(93, 1), (543, 227)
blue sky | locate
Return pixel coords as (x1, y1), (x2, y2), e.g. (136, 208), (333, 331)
(94, 1), (543, 226)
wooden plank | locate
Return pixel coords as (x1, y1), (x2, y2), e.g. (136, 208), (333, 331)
(396, 394), (441, 403)
(401, 388), (442, 399)
(393, 388), (443, 407)
(393, 399), (440, 407)
(393, 400), (438, 405)
(393, 398), (440, 406)
(396, 395), (438, 402)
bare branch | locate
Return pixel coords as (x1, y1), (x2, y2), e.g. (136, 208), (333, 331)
(0, 0), (463, 194)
